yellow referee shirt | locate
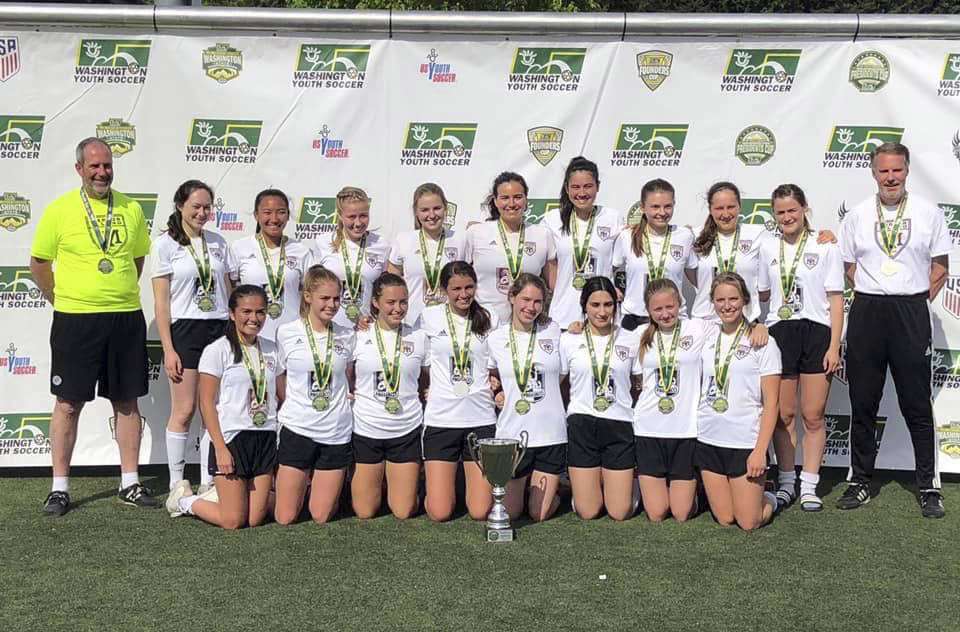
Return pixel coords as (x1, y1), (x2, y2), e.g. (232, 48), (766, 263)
(31, 187), (151, 313)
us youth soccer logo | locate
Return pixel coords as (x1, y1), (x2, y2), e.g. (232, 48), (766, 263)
(146, 340), (163, 382)
(292, 43), (370, 89)
(0, 192), (30, 232)
(185, 119), (262, 164)
(735, 125), (776, 166)
(740, 198), (777, 233)
(938, 421), (960, 459)
(420, 48), (456, 83)
(0, 115), (43, 159)
(940, 53), (960, 97)
(721, 49), (801, 92)
(203, 43), (243, 83)
(941, 276), (960, 320)
(849, 51), (890, 92)
(96, 118), (136, 156)
(525, 199), (559, 225)
(0, 37), (21, 82)
(212, 197), (244, 232)
(124, 193), (158, 232)
(507, 47), (586, 92)
(823, 126), (904, 169)
(312, 125), (349, 158)
(527, 126), (563, 166)
(0, 267), (46, 309)
(611, 124), (689, 167)
(931, 348), (960, 388)
(296, 197), (337, 240)
(0, 414), (51, 457)
(75, 39), (150, 84)
(400, 122), (478, 167)
(0, 342), (37, 376)
(636, 50), (672, 91)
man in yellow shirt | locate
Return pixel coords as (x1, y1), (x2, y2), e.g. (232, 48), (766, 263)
(30, 137), (159, 515)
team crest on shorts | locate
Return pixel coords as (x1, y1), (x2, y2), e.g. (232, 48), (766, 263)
(803, 253), (819, 269)
(615, 345), (630, 362)
(524, 241), (537, 256)
(538, 339), (555, 354)
(739, 240), (752, 254)
(679, 335), (693, 350)
(401, 341), (415, 356)
(671, 245), (684, 261)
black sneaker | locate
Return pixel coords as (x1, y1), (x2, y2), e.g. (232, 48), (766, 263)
(836, 483), (871, 510)
(775, 487), (797, 512)
(42, 490), (70, 516)
(118, 483), (160, 508)
(920, 491), (946, 519)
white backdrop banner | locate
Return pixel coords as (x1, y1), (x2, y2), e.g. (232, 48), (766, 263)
(1, 30), (959, 472)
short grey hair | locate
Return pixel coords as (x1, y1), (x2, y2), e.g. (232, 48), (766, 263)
(75, 137), (111, 165)
(870, 142), (910, 168)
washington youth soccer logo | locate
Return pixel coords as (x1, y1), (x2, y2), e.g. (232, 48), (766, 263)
(293, 43), (370, 89)
(940, 203), (960, 247)
(525, 199), (559, 225)
(931, 348), (960, 388)
(0, 37), (21, 82)
(721, 49), (801, 93)
(420, 48), (456, 83)
(185, 119), (262, 164)
(740, 198), (777, 233)
(0, 267), (46, 309)
(938, 421), (960, 459)
(527, 126), (563, 166)
(212, 197), (244, 232)
(75, 39), (150, 84)
(824, 414), (851, 459)
(0, 342), (37, 376)
(400, 122), (478, 167)
(611, 124), (688, 167)
(849, 51), (890, 92)
(312, 125), (349, 158)
(507, 47), (585, 92)
(0, 115), (43, 159)
(96, 118), (136, 156)
(735, 125), (776, 166)
(941, 276), (960, 320)
(0, 192), (29, 232)
(296, 197), (337, 240)
(203, 43), (243, 83)
(0, 414), (51, 457)
(823, 126), (904, 169)
(636, 50), (672, 91)
(124, 193), (158, 232)
(940, 53), (960, 97)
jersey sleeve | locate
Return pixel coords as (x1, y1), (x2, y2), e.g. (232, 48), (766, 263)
(930, 205), (953, 257)
(839, 211), (857, 264)
(632, 346), (645, 376)
(543, 226), (558, 261)
(461, 226), (476, 263)
(275, 332), (289, 374)
(758, 337), (782, 377)
(31, 202), (60, 260)
(756, 242), (772, 292)
(151, 235), (175, 277)
(387, 233), (405, 267)
(198, 340), (226, 377)
(227, 242), (241, 281)
(299, 245), (313, 278)
(130, 202), (151, 258)
(420, 331), (431, 368)
(824, 244), (845, 293)
(558, 334), (572, 375)
(611, 231), (627, 268)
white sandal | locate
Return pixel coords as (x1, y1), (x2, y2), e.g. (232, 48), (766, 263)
(799, 492), (823, 512)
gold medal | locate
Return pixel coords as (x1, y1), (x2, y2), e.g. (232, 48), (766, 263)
(267, 302), (283, 319)
(312, 395), (329, 412)
(453, 381), (470, 397)
(881, 258), (898, 277)
(593, 396), (610, 412)
(197, 295), (215, 312)
(572, 273), (586, 290)
(777, 305), (793, 320)
(98, 257), (114, 274)
(712, 397), (729, 413)
(252, 410), (267, 426)
(515, 399), (531, 415)
(384, 396), (402, 415)
(345, 303), (361, 322)
(658, 397), (674, 414)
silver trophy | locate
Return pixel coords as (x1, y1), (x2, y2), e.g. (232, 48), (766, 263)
(467, 431), (528, 542)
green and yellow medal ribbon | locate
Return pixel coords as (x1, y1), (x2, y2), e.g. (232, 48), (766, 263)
(778, 229), (808, 310)
(713, 320), (747, 398)
(509, 325), (537, 397)
(256, 233), (286, 305)
(239, 336), (267, 412)
(875, 194), (908, 258)
(497, 219), (525, 282)
(445, 305), (472, 381)
(714, 223), (741, 273)
(303, 317), (334, 395)
(340, 232), (367, 304)
(185, 232), (214, 296)
(643, 226), (673, 280)
(571, 208), (597, 277)
(419, 229), (445, 297)
(656, 324), (682, 396)
(80, 189), (114, 271)
(374, 321), (403, 396)
(585, 326), (615, 400)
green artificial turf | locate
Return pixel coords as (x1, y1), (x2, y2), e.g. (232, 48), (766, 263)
(3, 468), (957, 631)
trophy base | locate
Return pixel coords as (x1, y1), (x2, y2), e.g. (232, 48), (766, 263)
(486, 527), (515, 542)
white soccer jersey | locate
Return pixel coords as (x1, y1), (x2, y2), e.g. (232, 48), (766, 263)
(419, 304), (500, 429)
(487, 321), (566, 448)
(464, 220), (556, 324)
(352, 324), (429, 440)
(689, 223), (771, 323)
(560, 327), (641, 423)
(839, 193), (952, 295)
(314, 231), (391, 329)
(632, 318), (714, 438)
(543, 206), (624, 327)
(151, 230), (232, 321)
(276, 320), (356, 445)
(228, 235), (313, 342)
(697, 330), (782, 450)
(758, 237), (845, 328)
(612, 225), (696, 319)
(387, 228), (466, 325)
(197, 336), (279, 444)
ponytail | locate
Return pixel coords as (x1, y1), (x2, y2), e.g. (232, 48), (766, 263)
(226, 284), (268, 363)
(440, 260), (491, 336)
(167, 179), (214, 246)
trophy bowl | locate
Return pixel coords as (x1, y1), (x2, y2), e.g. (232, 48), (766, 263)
(467, 431), (528, 542)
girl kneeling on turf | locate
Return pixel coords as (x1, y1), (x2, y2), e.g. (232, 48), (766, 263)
(696, 272), (781, 530)
(274, 265), (356, 524)
(166, 284), (280, 529)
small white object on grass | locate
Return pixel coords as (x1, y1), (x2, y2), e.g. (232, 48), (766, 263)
(599, 574), (607, 580)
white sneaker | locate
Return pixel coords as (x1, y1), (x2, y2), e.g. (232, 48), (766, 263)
(197, 483), (213, 496)
(166, 479), (193, 518)
(197, 483), (218, 504)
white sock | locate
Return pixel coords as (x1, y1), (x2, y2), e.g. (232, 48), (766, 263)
(52, 476), (69, 493)
(763, 491), (778, 509)
(120, 471), (139, 490)
(778, 469), (796, 490)
(178, 495), (199, 515)
(166, 430), (189, 490)
(199, 431), (213, 486)
(800, 471), (820, 496)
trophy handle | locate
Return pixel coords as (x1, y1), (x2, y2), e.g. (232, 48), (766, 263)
(513, 430), (529, 471)
(466, 432), (483, 474)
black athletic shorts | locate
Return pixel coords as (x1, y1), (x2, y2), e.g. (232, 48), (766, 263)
(171, 318), (227, 370)
(635, 436), (697, 480)
(422, 424), (496, 462)
(769, 319), (831, 376)
(514, 443), (567, 479)
(621, 314), (650, 332)
(567, 414), (635, 470)
(208, 430), (277, 479)
(277, 426), (353, 470)
(353, 426), (422, 464)
(50, 310), (148, 402)
(695, 440), (763, 479)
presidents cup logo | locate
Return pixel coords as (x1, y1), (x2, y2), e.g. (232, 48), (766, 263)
(626, 201), (643, 226)
(296, 197), (337, 240)
(0, 414), (51, 457)
(0, 192), (30, 232)
(212, 197), (245, 232)
(293, 43), (370, 89)
(96, 118), (136, 156)
(610, 124), (688, 167)
(940, 53), (960, 97)
(932, 348), (960, 388)
(124, 193), (158, 232)
(0, 267), (46, 309)
(721, 49), (801, 92)
(0, 343), (37, 376)
(525, 199), (559, 225)
(146, 340), (163, 382)
(938, 421), (960, 459)
(527, 126), (563, 166)
(823, 126), (904, 169)
(75, 39), (150, 84)
(312, 124), (349, 158)
(942, 276), (960, 320)
(507, 47), (585, 92)
(740, 198), (777, 232)
(735, 125), (776, 166)
(0, 37), (21, 82)
(203, 43), (243, 83)
(185, 119), (262, 164)
(0, 115), (43, 159)
(636, 50), (672, 91)
(400, 122), (478, 167)
(849, 51), (890, 92)
(420, 48), (456, 83)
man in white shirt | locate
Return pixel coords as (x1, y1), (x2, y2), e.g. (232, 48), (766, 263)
(838, 142), (949, 519)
